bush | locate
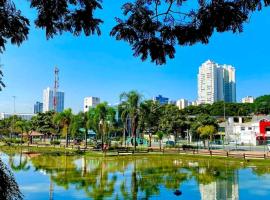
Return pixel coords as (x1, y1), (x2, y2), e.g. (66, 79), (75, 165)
(3, 138), (24, 144)
(182, 144), (195, 150)
(50, 141), (61, 145)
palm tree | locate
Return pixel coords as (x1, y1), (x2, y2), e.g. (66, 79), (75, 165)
(120, 91), (142, 151)
(54, 109), (73, 147)
(156, 131), (164, 151)
(15, 120), (30, 145)
(80, 111), (92, 148)
(94, 103), (115, 150)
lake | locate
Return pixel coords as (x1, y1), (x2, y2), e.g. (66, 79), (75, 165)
(1, 149), (270, 200)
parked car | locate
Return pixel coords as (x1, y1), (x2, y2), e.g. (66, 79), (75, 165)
(165, 141), (175, 147)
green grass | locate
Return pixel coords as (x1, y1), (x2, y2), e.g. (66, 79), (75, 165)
(1, 144), (270, 166)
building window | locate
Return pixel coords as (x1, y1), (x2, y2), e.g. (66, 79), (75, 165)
(241, 127), (245, 131)
(248, 127), (252, 130)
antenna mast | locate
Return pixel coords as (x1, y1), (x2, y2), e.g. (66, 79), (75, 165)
(53, 67), (59, 112)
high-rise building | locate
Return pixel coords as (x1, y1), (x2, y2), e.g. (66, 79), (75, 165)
(43, 87), (64, 112)
(191, 101), (198, 106)
(198, 60), (236, 104)
(84, 97), (100, 112)
(153, 95), (169, 105)
(242, 96), (254, 103)
(176, 99), (189, 110)
(34, 101), (43, 113)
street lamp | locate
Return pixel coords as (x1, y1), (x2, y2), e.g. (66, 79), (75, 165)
(10, 96), (16, 138)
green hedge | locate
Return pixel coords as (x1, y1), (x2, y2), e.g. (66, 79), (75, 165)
(2, 138), (24, 144)
(50, 141), (61, 145)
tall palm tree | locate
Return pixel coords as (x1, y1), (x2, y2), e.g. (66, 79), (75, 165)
(15, 120), (30, 145)
(81, 111), (92, 148)
(54, 109), (73, 147)
(95, 103), (115, 150)
(120, 91), (142, 151)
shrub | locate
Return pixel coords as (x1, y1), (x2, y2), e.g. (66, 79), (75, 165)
(182, 144), (195, 150)
(50, 141), (61, 145)
(3, 138), (24, 144)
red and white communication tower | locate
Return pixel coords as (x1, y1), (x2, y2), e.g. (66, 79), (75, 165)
(53, 67), (59, 112)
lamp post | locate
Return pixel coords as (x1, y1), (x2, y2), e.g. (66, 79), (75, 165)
(99, 120), (103, 151)
(10, 96), (16, 139)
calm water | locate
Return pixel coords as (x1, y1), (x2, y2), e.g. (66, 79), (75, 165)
(1, 149), (270, 200)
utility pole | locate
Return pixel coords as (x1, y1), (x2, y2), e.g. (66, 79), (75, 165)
(11, 96), (16, 138)
(53, 67), (59, 112)
(223, 101), (226, 150)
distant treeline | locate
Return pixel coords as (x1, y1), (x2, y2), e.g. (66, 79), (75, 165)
(181, 95), (270, 116)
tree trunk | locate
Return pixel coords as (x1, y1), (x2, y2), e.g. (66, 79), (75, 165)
(65, 129), (68, 147)
(132, 120), (138, 151)
(149, 133), (152, 147)
(85, 128), (88, 148)
(101, 129), (104, 151)
(159, 140), (162, 151)
(21, 133), (23, 145)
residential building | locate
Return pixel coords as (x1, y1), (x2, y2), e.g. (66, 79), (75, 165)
(176, 99), (189, 109)
(225, 116), (270, 146)
(153, 95), (169, 105)
(84, 96), (100, 112)
(43, 87), (64, 113)
(168, 100), (176, 105)
(0, 113), (36, 121)
(198, 60), (236, 104)
(242, 96), (255, 103)
(34, 101), (43, 114)
(191, 101), (198, 106)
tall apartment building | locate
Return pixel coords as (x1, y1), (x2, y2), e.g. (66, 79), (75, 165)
(34, 101), (43, 113)
(153, 95), (169, 105)
(43, 87), (64, 113)
(84, 97), (100, 112)
(176, 99), (189, 109)
(198, 60), (236, 104)
(242, 96), (254, 103)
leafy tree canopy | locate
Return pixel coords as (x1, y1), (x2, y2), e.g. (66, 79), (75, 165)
(1, 0), (270, 64)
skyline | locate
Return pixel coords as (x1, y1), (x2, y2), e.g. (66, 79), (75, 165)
(0, 2), (270, 113)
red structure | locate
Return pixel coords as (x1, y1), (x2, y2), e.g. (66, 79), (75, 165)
(259, 119), (270, 137)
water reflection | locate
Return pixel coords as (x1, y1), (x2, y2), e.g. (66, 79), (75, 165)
(2, 149), (270, 200)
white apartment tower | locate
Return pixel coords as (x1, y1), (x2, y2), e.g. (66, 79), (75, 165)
(43, 87), (64, 113)
(198, 60), (236, 104)
(242, 96), (254, 103)
(84, 97), (100, 112)
(176, 99), (189, 110)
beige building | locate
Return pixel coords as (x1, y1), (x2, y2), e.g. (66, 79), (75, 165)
(242, 96), (254, 103)
(84, 97), (100, 112)
(176, 99), (189, 109)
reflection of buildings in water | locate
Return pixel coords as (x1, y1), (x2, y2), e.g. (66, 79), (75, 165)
(199, 169), (239, 200)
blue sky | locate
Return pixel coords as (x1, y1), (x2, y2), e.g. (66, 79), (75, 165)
(0, 1), (270, 113)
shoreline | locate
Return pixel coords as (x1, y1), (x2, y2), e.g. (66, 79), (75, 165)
(1, 144), (270, 165)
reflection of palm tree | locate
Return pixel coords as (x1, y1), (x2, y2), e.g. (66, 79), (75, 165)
(49, 174), (54, 200)
(10, 151), (30, 172)
(131, 158), (138, 200)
